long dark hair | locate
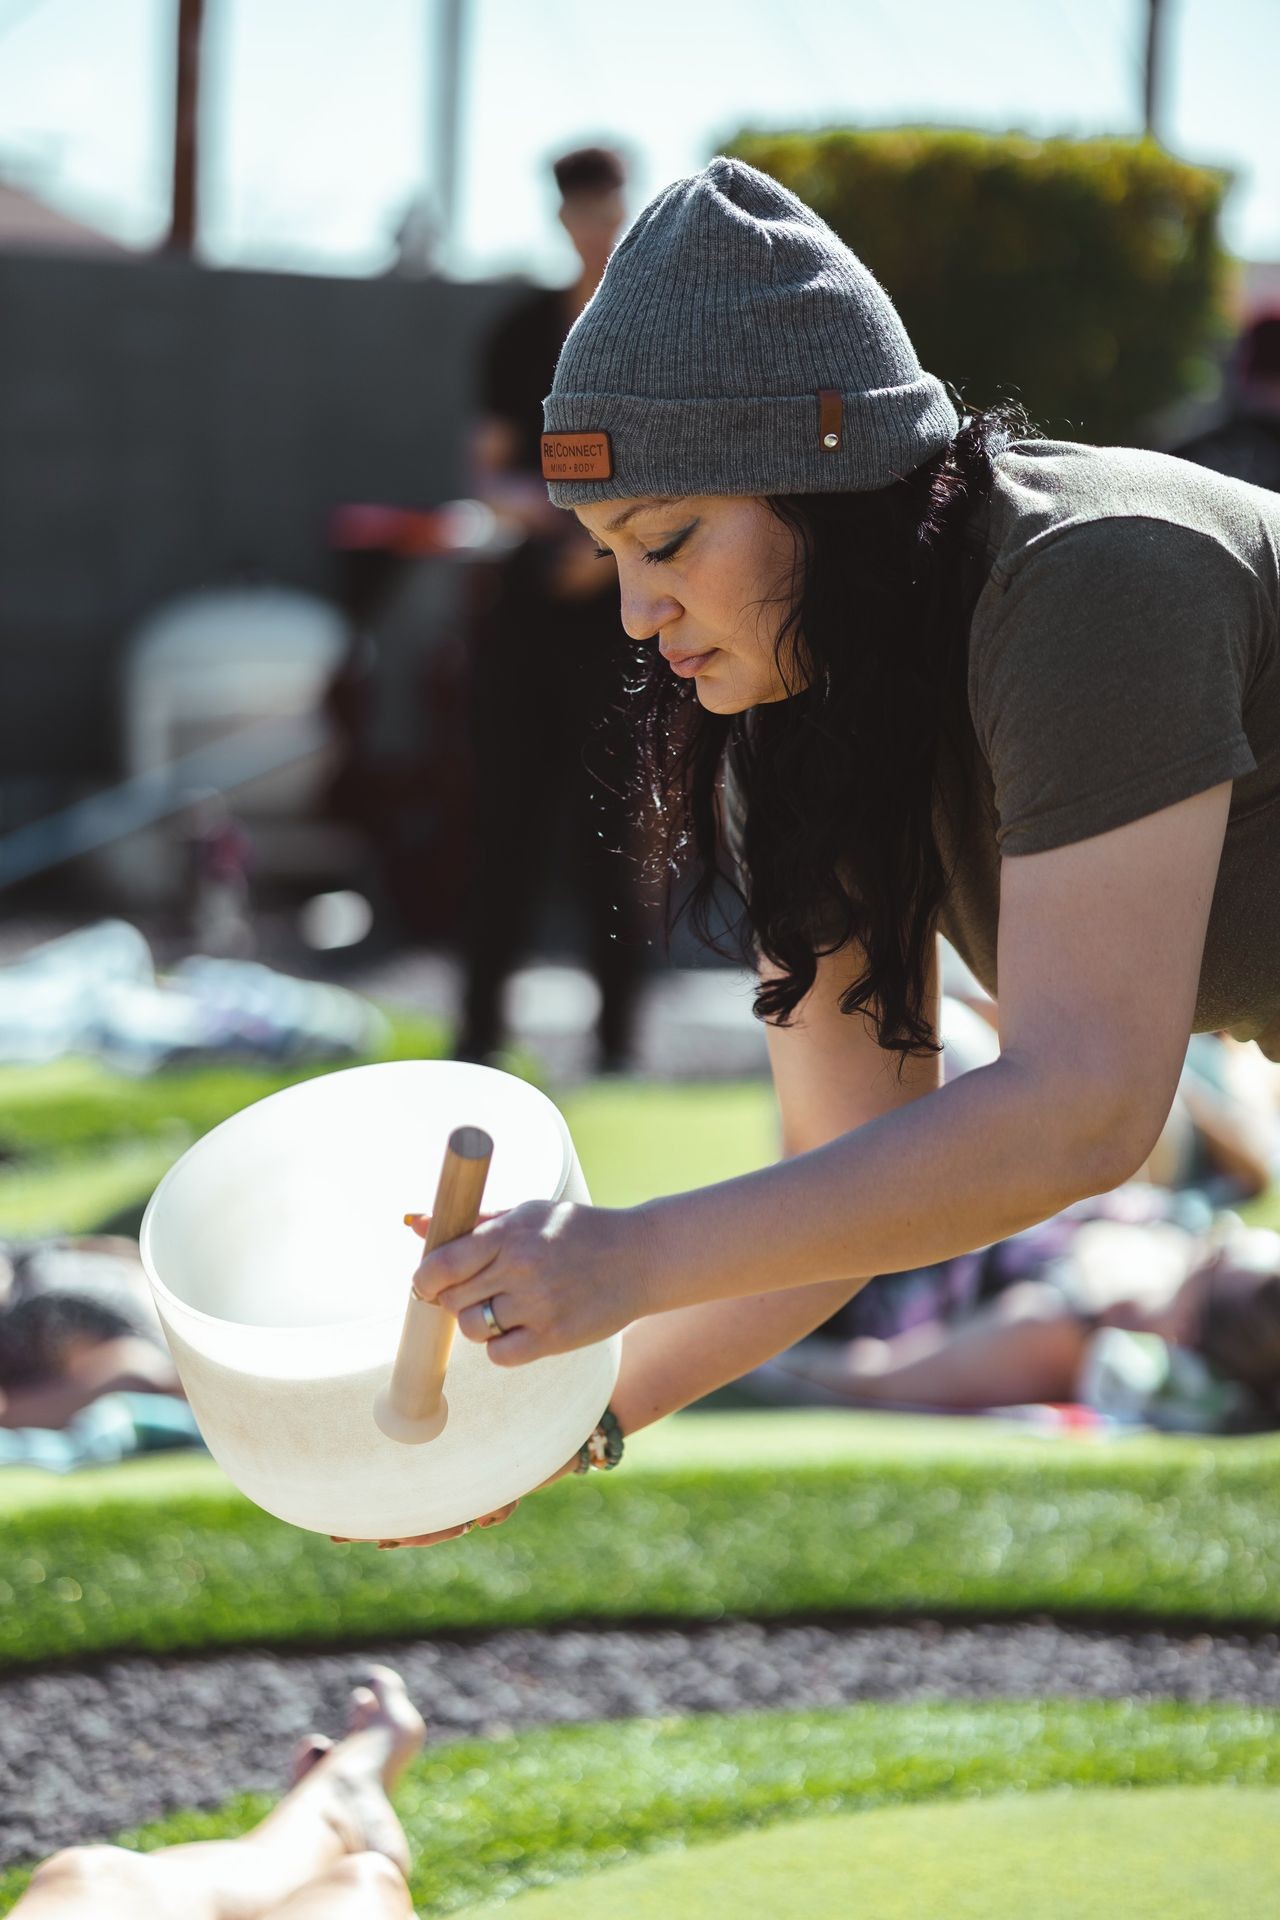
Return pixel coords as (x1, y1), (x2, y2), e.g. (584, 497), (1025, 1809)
(614, 401), (1035, 1058)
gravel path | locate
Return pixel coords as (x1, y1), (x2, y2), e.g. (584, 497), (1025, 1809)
(3, 1616), (1279, 1863)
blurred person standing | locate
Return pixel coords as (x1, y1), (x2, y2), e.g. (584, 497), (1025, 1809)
(456, 146), (646, 1072)
(1174, 313), (1280, 493)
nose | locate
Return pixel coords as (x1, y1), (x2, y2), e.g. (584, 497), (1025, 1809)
(617, 570), (681, 644)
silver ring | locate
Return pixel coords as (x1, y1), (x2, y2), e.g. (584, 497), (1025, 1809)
(480, 1297), (504, 1338)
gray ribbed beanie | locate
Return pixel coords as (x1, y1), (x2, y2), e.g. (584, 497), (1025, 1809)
(541, 156), (957, 506)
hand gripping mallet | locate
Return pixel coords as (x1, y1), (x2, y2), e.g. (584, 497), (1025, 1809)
(373, 1124), (494, 1444)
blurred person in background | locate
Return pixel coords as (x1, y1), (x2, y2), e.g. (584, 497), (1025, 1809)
(756, 1210), (1280, 1432)
(1174, 312), (1280, 494)
(456, 145), (647, 1072)
(0, 1235), (180, 1433)
(793, 1013), (1280, 1392)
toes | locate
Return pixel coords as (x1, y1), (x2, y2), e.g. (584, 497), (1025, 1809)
(289, 1734), (333, 1786)
(347, 1685), (379, 1735)
(345, 1665), (427, 1763)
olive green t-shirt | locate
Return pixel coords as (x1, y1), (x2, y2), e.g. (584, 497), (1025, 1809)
(936, 438), (1280, 1056)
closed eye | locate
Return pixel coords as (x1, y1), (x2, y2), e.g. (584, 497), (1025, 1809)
(590, 520), (697, 565)
(642, 530), (691, 565)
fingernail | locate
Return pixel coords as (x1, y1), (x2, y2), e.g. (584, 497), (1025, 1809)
(403, 1213), (420, 1226)
(330, 1536), (349, 1544)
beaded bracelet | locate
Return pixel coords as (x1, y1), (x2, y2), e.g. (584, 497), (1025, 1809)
(574, 1406), (625, 1473)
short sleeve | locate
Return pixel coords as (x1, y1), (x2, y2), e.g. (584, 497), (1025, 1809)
(970, 517), (1259, 856)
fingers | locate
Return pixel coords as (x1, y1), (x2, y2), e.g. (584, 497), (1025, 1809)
(330, 1499), (521, 1550)
(455, 1294), (519, 1345)
(403, 1209), (505, 1239)
(411, 1219), (504, 1302)
(484, 1325), (546, 1367)
(479, 1501), (520, 1527)
(331, 1522), (473, 1547)
(430, 1266), (523, 1316)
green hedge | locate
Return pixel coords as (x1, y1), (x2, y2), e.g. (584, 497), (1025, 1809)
(725, 127), (1232, 442)
(3, 1702), (1278, 1915)
(2, 1414), (1277, 1671)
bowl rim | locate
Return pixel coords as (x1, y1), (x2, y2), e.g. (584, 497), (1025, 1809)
(138, 1059), (579, 1338)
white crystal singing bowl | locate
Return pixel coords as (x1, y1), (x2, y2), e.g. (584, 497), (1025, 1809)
(139, 1060), (619, 1539)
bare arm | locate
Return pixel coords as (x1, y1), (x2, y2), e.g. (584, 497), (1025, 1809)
(609, 939), (944, 1432)
(416, 786), (1233, 1372)
(632, 784), (1232, 1318)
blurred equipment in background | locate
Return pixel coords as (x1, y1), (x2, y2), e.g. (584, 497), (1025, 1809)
(457, 144), (648, 1074)
(1173, 312), (1280, 493)
(298, 888), (375, 953)
(0, 919), (385, 1073)
(179, 790), (254, 959)
(99, 584), (357, 909)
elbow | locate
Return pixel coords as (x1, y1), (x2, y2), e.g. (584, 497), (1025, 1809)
(999, 1056), (1168, 1211)
(1048, 1094), (1168, 1206)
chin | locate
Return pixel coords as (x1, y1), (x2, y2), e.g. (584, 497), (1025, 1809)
(696, 682), (750, 713)
(694, 664), (765, 713)
(703, 682), (791, 712)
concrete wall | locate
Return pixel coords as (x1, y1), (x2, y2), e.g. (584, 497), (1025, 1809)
(0, 250), (517, 807)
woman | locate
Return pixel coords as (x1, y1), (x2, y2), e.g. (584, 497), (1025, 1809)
(400, 155), (1280, 1533)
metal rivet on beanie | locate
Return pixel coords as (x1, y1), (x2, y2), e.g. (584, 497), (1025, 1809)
(541, 155), (958, 506)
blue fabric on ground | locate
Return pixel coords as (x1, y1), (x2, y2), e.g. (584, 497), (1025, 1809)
(0, 1392), (204, 1471)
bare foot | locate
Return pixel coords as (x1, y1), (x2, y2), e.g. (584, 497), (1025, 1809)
(306, 1667), (426, 1875)
(348, 1666), (427, 1788)
(289, 1735), (332, 1787)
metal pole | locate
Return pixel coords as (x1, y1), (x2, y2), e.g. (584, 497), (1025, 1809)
(435, 0), (466, 268)
(167, 0), (205, 252)
(1143, 0), (1167, 143)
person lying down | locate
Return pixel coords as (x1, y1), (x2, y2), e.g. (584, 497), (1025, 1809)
(760, 1212), (1280, 1431)
(9, 1666), (426, 1920)
(0, 1234), (181, 1433)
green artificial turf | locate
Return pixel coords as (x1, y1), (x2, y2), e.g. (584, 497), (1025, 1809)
(460, 1785), (1280, 1920)
(0, 1055), (771, 1241)
(1, 1701), (1277, 1917)
(1, 1412), (1277, 1670)
(558, 1078), (777, 1206)
(0, 1010), (452, 1238)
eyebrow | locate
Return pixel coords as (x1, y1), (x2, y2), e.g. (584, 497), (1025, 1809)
(603, 496), (687, 533)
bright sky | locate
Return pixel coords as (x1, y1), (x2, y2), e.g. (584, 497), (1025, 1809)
(0, 0), (1277, 282)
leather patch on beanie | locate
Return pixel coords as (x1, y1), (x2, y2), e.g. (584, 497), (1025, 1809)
(541, 431), (613, 481)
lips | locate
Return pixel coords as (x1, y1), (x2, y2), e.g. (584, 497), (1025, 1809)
(663, 649), (717, 677)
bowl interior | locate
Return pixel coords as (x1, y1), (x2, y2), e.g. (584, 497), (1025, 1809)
(142, 1060), (570, 1332)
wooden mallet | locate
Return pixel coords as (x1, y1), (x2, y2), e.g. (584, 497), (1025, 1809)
(373, 1124), (494, 1444)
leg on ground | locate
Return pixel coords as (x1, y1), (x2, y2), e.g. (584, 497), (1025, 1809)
(9, 1668), (425, 1920)
(787, 1283), (1091, 1409)
(266, 1852), (414, 1919)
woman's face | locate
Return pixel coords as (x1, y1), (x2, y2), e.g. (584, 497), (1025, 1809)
(571, 493), (804, 710)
